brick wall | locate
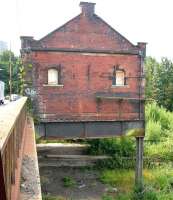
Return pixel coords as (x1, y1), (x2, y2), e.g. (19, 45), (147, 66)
(21, 2), (146, 123)
(28, 51), (144, 122)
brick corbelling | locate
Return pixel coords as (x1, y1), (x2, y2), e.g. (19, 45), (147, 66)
(27, 47), (140, 55)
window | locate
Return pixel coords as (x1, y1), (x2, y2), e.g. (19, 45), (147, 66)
(112, 66), (125, 86)
(48, 69), (58, 85)
(116, 70), (125, 86)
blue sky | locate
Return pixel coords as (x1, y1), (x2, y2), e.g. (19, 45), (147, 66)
(0, 0), (173, 60)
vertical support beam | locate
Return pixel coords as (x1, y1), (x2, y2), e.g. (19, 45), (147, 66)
(44, 123), (47, 139)
(135, 136), (144, 186)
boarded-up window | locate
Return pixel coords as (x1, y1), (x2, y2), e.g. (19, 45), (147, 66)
(48, 69), (58, 85)
(116, 70), (124, 86)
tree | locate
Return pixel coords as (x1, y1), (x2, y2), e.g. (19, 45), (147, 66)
(0, 50), (19, 95)
(155, 58), (173, 111)
(145, 57), (173, 111)
(144, 57), (158, 100)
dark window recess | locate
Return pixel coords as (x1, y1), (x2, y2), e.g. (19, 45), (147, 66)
(58, 65), (62, 84)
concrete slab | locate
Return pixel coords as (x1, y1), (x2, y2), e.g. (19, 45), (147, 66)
(20, 117), (42, 200)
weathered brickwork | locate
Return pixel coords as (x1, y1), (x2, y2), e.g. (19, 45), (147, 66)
(21, 2), (146, 124)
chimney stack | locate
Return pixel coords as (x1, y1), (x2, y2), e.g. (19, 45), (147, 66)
(20, 36), (34, 49)
(137, 42), (147, 57)
(80, 2), (96, 17)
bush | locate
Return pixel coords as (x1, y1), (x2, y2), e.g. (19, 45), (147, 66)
(87, 137), (135, 157)
(132, 185), (158, 200)
(145, 102), (173, 138)
(62, 176), (76, 188)
(146, 120), (162, 141)
(87, 137), (135, 168)
(145, 102), (173, 164)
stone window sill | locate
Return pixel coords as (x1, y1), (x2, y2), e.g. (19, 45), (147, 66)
(111, 85), (129, 88)
(43, 84), (64, 87)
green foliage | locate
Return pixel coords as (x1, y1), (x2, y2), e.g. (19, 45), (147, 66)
(100, 169), (134, 191)
(100, 167), (173, 200)
(18, 59), (26, 95)
(62, 176), (76, 188)
(0, 50), (26, 95)
(102, 195), (114, 200)
(116, 194), (131, 200)
(145, 57), (173, 111)
(102, 194), (130, 200)
(155, 58), (173, 111)
(87, 137), (135, 157)
(0, 50), (18, 94)
(143, 166), (173, 199)
(146, 102), (173, 131)
(144, 102), (173, 166)
(132, 185), (158, 200)
(144, 137), (173, 166)
(146, 120), (162, 141)
(87, 137), (135, 169)
(145, 102), (173, 140)
(97, 155), (135, 169)
(145, 57), (158, 100)
(42, 195), (63, 200)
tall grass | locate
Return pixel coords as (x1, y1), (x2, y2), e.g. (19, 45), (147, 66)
(145, 102), (173, 138)
(101, 166), (173, 200)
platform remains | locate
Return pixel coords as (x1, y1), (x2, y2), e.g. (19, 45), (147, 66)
(20, 117), (42, 200)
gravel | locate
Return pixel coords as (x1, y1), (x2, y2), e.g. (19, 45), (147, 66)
(20, 155), (40, 199)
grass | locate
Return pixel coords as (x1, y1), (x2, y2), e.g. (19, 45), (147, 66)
(62, 176), (76, 188)
(102, 194), (131, 200)
(100, 169), (134, 193)
(42, 195), (63, 200)
(99, 165), (173, 200)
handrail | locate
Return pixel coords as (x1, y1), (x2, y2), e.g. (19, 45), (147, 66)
(0, 97), (27, 200)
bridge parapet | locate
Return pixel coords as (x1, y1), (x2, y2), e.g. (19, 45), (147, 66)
(0, 97), (27, 200)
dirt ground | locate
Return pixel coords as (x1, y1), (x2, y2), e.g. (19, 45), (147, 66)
(40, 166), (114, 200)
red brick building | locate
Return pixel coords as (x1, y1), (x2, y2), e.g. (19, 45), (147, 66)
(21, 2), (146, 138)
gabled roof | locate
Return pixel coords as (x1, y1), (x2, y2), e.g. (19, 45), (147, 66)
(21, 2), (146, 55)
(37, 13), (138, 52)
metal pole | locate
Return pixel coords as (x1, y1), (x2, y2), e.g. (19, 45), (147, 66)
(135, 136), (144, 186)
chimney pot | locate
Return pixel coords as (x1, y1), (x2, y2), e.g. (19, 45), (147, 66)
(80, 2), (96, 17)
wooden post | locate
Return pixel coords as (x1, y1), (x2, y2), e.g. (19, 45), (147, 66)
(135, 136), (144, 186)
(9, 47), (12, 101)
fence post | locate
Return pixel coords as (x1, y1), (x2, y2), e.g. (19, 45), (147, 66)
(135, 136), (144, 186)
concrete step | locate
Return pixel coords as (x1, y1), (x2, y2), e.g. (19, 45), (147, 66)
(37, 143), (89, 156)
(38, 154), (110, 167)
